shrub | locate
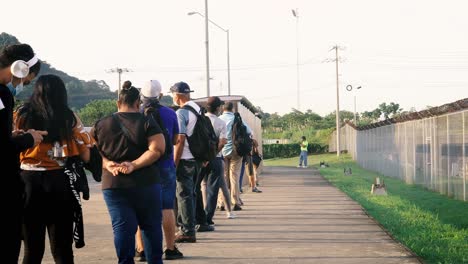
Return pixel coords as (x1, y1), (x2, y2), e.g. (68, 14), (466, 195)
(263, 143), (328, 159)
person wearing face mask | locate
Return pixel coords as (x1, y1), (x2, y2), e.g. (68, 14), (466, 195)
(0, 43), (46, 263)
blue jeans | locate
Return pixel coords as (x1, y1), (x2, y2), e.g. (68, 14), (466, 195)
(176, 159), (200, 236)
(239, 156), (246, 190)
(160, 166), (176, 209)
(103, 184), (163, 264)
(204, 157), (224, 224)
(299, 151), (308, 166)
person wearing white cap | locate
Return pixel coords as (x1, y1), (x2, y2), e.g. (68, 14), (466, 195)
(135, 80), (184, 260)
(0, 43), (45, 263)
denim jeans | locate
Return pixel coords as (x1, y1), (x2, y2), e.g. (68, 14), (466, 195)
(299, 151), (308, 166)
(103, 184), (163, 264)
(176, 159), (200, 236)
(204, 157), (224, 224)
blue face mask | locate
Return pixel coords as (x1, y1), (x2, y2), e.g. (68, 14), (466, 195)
(6, 82), (16, 96)
(6, 79), (24, 97)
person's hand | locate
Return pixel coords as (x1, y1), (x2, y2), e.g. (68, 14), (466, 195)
(27, 129), (48, 146)
(105, 161), (121, 176)
(202, 161), (209, 167)
(117, 161), (136, 174)
(12, 129), (25, 137)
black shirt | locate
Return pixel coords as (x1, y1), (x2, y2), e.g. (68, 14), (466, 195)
(92, 112), (162, 189)
(0, 84), (34, 184)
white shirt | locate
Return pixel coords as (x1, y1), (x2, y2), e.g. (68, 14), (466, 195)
(176, 101), (201, 160)
(206, 112), (227, 157)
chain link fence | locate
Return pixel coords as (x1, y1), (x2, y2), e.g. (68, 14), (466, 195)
(329, 110), (467, 201)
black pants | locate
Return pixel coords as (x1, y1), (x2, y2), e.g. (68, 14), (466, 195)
(196, 165), (209, 226)
(3, 177), (24, 264)
(21, 170), (75, 264)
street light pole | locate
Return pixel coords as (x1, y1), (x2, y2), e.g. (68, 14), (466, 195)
(292, 8), (300, 110)
(204, 0), (210, 97)
(227, 29), (231, 95)
(188, 11), (231, 95)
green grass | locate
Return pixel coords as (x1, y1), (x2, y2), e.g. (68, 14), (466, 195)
(264, 154), (468, 264)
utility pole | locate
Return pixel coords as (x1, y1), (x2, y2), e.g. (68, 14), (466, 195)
(330, 45), (343, 157)
(204, 0), (211, 97)
(292, 8), (300, 110)
(106, 67), (131, 97)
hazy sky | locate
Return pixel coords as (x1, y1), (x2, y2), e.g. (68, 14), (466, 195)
(3, 0), (468, 115)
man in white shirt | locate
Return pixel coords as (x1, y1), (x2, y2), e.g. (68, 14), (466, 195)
(171, 81), (201, 243)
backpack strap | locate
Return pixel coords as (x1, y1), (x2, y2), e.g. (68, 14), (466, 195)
(182, 105), (201, 116)
(112, 113), (142, 150)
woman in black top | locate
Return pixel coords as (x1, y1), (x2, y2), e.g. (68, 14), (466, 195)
(92, 85), (165, 264)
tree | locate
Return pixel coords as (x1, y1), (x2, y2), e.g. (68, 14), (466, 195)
(78, 99), (117, 126)
(378, 102), (402, 119)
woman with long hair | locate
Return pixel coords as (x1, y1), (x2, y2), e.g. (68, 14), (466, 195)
(15, 74), (93, 263)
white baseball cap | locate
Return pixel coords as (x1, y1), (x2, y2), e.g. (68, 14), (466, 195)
(141, 80), (162, 98)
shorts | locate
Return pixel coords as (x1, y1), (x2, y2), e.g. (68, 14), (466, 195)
(160, 165), (177, 209)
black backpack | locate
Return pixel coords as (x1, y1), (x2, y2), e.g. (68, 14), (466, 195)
(232, 112), (253, 157)
(144, 103), (172, 160)
(182, 105), (218, 162)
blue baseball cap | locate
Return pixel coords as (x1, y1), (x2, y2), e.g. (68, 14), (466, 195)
(169, 81), (194, 94)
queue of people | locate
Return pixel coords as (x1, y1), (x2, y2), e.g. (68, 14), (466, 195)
(1, 42), (263, 264)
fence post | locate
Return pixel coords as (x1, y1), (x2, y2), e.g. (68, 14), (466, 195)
(447, 115), (450, 196)
(463, 111), (466, 201)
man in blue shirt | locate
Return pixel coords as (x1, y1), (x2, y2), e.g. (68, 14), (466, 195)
(139, 80), (183, 260)
(219, 102), (252, 211)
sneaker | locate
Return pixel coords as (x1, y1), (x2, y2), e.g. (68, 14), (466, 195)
(226, 212), (237, 219)
(135, 250), (146, 262)
(175, 233), (196, 243)
(197, 224), (215, 232)
(164, 246), (184, 260)
(303, 166), (308, 168)
(252, 187), (262, 193)
(233, 204), (242, 211)
(217, 205), (226, 211)
(297, 165), (302, 168)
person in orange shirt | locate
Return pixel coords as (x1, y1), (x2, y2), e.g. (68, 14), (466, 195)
(15, 74), (93, 263)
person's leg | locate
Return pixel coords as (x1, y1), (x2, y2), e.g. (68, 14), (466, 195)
(175, 160), (198, 238)
(205, 157), (223, 224)
(239, 159), (245, 193)
(3, 177), (24, 264)
(218, 158), (233, 212)
(103, 188), (139, 264)
(229, 152), (243, 207)
(135, 226), (145, 255)
(299, 152), (304, 166)
(44, 170), (75, 264)
(195, 166), (209, 227)
(159, 166), (180, 254)
(21, 170), (48, 264)
(304, 151), (308, 167)
(135, 184), (163, 264)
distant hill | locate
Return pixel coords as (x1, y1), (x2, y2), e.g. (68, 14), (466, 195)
(0, 32), (117, 110)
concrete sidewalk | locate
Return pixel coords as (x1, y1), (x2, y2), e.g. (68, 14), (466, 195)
(22, 166), (421, 263)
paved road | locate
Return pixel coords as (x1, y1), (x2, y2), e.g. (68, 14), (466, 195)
(21, 166), (421, 264)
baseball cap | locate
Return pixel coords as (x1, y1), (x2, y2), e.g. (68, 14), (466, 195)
(207, 96), (224, 108)
(169, 81), (194, 94)
(140, 80), (162, 98)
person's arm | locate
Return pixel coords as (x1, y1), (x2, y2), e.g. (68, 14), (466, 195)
(174, 134), (185, 167)
(119, 133), (165, 174)
(174, 109), (188, 167)
(218, 120), (228, 152)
